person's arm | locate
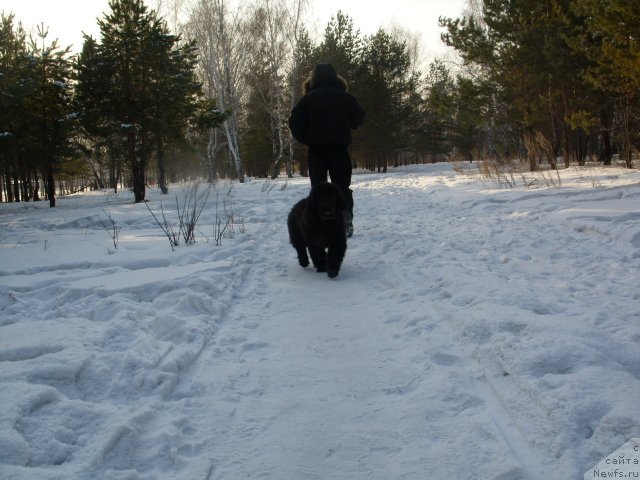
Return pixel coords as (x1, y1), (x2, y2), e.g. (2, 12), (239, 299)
(289, 98), (308, 144)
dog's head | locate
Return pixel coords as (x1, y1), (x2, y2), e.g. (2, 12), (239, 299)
(307, 182), (346, 223)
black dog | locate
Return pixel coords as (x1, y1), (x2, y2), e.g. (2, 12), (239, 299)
(287, 182), (347, 278)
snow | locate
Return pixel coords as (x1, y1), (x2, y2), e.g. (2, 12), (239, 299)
(1, 162), (639, 480)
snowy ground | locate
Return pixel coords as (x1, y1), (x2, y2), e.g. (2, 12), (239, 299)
(1, 162), (639, 480)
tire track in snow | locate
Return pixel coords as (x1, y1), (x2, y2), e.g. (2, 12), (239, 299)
(362, 173), (559, 479)
(472, 359), (554, 480)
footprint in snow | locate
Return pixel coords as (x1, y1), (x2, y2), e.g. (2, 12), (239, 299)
(430, 352), (462, 367)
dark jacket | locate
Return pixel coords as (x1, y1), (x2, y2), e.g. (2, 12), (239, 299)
(288, 64), (365, 147)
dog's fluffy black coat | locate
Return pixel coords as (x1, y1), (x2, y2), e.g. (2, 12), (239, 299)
(287, 182), (347, 278)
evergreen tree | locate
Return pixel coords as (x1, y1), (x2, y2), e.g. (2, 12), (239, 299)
(0, 14), (33, 202)
(147, 33), (200, 193)
(315, 11), (363, 90)
(75, 34), (120, 190)
(570, 0), (639, 167)
(92, 0), (159, 202)
(450, 76), (491, 160)
(441, 0), (604, 168)
(289, 25), (315, 175)
(27, 25), (76, 207)
(243, 53), (274, 178)
(77, 0), (200, 202)
(421, 60), (455, 162)
(243, 87), (273, 178)
(357, 29), (418, 171)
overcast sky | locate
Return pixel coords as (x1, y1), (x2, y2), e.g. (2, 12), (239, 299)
(1, 0), (467, 61)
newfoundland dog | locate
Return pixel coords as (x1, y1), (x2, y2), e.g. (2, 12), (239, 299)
(287, 182), (347, 278)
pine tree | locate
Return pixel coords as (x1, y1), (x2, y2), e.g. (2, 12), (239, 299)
(243, 47), (274, 178)
(84, 0), (160, 202)
(147, 32), (200, 193)
(27, 25), (76, 207)
(421, 60), (455, 162)
(75, 34), (119, 190)
(77, 0), (201, 201)
(243, 80), (274, 178)
(440, 0), (605, 168)
(0, 14), (32, 202)
(289, 25), (315, 176)
(357, 29), (418, 171)
(450, 76), (491, 160)
(570, 0), (639, 168)
(315, 11), (363, 89)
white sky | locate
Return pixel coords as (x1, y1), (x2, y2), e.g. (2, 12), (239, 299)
(1, 0), (466, 60)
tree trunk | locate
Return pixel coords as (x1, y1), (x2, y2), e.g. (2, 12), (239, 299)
(85, 153), (105, 190)
(270, 123), (285, 180)
(129, 130), (145, 203)
(5, 169), (14, 202)
(598, 109), (612, 165)
(207, 127), (220, 182)
(157, 137), (168, 194)
(621, 96), (634, 169)
(599, 130), (612, 165)
(190, 0), (249, 183)
(13, 172), (21, 202)
(132, 161), (145, 203)
(33, 175), (40, 201)
(224, 112), (244, 182)
(46, 158), (56, 208)
(562, 126), (570, 169)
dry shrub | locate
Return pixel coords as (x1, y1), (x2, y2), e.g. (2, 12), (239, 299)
(451, 149), (565, 190)
(523, 130), (557, 171)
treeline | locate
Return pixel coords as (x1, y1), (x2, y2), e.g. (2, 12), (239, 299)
(440, 0), (640, 170)
(1, 2), (220, 205)
(1, 0), (638, 205)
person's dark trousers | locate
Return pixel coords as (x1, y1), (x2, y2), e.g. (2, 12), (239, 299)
(307, 144), (353, 215)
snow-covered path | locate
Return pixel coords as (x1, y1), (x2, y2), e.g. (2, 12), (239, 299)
(1, 164), (639, 480)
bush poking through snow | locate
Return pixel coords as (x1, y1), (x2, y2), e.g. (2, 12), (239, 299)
(145, 183), (213, 250)
(261, 178), (289, 194)
(145, 182), (242, 249)
(99, 210), (120, 252)
(178, 184), (212, 245)
(213, 184), (245, 246)
(452, 154), (565, 190)
(145, 201), (180, 251)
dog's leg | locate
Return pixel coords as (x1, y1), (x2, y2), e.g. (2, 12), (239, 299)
(326, 242), (347, 278)
(288, 213), (310, 268)
(308, 245), (327, 272)
(289, 234), (309, 267)
(295, 246), (309, 268)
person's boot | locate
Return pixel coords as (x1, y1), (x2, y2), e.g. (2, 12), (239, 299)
(344, 211), (353, 238)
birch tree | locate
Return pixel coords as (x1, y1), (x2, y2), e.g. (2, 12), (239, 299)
(188, 0), (250, 182)
(248, 1), (288, 179)
(281, 0), (308, 178)
(244, 0), (307, 179)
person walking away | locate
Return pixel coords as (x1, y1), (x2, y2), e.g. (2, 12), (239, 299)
(288, 63), (365, 238)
